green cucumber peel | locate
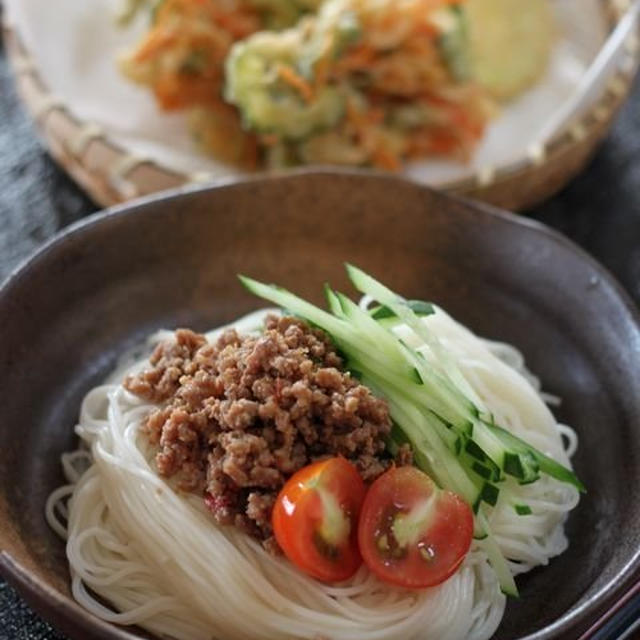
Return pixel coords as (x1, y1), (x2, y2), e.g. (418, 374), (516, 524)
(370, 300), (435, 320)
(471, 460), (493, 480)
(240, 268), (584, 598)
(239, 276), (344, 335)
(488, 423), (585, 493)
(326, 285), (428, 386)
(346, 263), (488, 412)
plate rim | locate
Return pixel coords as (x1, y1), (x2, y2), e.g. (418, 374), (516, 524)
(2, 1), (640, 210)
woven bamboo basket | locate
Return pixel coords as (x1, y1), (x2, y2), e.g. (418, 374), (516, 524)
(3, 0), (640, 210)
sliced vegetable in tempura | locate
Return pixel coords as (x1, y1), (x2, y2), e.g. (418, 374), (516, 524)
(118, 0), (554, 169)
(467, 0), (555, 100)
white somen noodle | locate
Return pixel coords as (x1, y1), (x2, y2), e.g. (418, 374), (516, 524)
(46, 307), (579, 640)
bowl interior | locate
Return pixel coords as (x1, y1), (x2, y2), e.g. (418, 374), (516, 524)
(1, 171), (639, 640)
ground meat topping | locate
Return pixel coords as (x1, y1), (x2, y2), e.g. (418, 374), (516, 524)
(124, 315), (396, 545)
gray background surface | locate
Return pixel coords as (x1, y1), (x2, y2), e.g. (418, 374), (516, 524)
(1, 16), (640, 640)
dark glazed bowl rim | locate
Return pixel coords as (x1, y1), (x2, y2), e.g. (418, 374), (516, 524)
(1, 168), (639, 640)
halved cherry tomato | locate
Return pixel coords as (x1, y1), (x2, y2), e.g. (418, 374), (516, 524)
(358, 466), (473, 589)
(272, 457), (366, 582)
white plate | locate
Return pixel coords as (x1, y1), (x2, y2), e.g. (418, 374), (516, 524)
(1, 0), (628, 187)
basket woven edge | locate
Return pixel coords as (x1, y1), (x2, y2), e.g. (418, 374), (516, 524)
(3, 1), (640, 210)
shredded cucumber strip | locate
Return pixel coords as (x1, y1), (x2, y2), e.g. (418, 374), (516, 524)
(346, 264), (488, 413)
(239, 269), (584, 596)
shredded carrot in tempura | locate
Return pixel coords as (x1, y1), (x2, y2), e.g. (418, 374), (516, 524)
(277, 64), (315, 103)
(121, 0), (260, 110)
(371, 146), (402, 171)
(120, 0), (493, 170)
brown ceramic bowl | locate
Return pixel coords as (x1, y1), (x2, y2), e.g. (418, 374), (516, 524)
(1, 171), (639, 640)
